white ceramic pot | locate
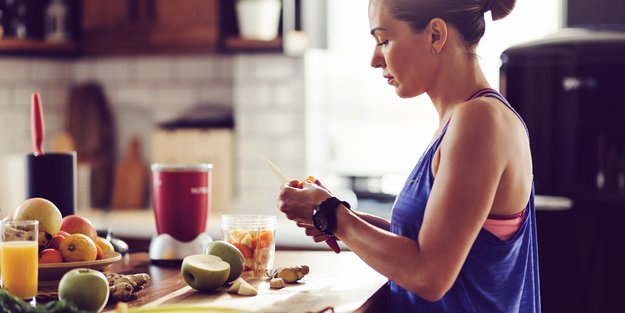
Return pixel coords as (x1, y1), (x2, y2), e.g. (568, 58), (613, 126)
(236, 0), (282, 40)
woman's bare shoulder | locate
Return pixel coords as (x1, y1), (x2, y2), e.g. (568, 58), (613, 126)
(449, 97), (522, 140)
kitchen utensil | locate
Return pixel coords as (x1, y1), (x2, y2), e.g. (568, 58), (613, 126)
(25, 151), (77, 217)
(66, 82), (116, 208)
(96, 229), (129, 255)
(261, 157), (342, 253)
(111, 136), (148, 209)
(149, 163), (213, 263)
(261, 156), (288, 184)
(31, 92), (45, 156)
(220, 214), (277, 277)
(127, 306), (258, 313)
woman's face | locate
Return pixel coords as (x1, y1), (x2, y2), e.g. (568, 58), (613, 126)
(368, 0), (437, 98)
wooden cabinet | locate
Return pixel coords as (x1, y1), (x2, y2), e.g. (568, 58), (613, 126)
(0, 0), (284, 57)
(81, 0), (220, 55)
(0, 38), (78, 56)
(0, 0), (80, 57)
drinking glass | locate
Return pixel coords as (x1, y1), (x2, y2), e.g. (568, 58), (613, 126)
(1, 220), (39, 299)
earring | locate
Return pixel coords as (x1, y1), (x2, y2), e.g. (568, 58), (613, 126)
(431, 47), (437, 54)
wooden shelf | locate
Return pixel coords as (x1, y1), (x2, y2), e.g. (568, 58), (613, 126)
(0, 38), (79, 56)
(222, 36), (283, 52)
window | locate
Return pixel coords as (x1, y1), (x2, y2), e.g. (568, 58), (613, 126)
(305, 0), (562, 203)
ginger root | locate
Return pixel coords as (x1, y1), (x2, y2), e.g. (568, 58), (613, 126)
(267, 265), (309, 283)
(106, 272), (151, 302)
(269, 277), (286, 289)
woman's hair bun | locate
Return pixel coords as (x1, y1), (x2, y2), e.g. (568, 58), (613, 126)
(486, 0), (516, 21)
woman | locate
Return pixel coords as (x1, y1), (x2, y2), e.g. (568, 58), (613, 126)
(277, 0), (540, 312)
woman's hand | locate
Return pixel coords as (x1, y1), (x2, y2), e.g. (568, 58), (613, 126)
(296, 221), (336, 243)
(277, 179), (333, 225)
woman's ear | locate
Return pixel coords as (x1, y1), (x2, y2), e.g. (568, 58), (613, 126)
(429, 18), (448, 54)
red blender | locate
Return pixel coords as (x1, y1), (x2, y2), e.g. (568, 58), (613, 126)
(149, 163), (213, 263)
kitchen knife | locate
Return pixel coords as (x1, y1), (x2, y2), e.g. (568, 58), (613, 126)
(262, 156), (289, 184)
(262, 156), (342, 254)
(31, 92), (45, 156)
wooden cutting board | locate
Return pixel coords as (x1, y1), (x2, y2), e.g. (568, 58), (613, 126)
(111, 137), (148, 209)
(104, 251), (387, 313)
(66, 82), (116, 207)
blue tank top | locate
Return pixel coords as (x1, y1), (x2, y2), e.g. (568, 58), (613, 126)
(388, 89), (541, 312)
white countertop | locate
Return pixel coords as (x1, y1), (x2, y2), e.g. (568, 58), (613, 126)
(79, 208), (348, 251)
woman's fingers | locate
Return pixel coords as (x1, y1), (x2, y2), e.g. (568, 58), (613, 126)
(296, 221), (313, 228)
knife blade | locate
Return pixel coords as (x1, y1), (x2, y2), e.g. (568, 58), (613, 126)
(261, 156), (341, 254)
(262, 156), (289, 184)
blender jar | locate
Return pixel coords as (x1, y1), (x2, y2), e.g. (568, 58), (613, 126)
(221, 214), (277, 277)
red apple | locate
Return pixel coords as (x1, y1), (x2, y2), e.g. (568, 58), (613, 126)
(60, 215), (97, 241)
(50, 234), (66, 250)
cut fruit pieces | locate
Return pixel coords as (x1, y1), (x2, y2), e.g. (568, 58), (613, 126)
(237, 278), (258, 296)
(227, 278), (241, 293)
(226, 277), (257, 296)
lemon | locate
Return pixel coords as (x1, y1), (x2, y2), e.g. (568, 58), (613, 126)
(59, 234), (97, 262)
(95, 236), (115, 253)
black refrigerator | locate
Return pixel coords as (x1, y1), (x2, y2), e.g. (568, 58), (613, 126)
(500, 30), (625, 312)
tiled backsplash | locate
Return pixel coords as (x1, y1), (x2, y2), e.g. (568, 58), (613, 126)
(0, 54), (306, 216)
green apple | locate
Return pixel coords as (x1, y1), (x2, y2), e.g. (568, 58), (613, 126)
(58, 268), (110, 312)
(181, 254), (230, 292)
(13, 197), (62, 237)
(205, 240), (245, 283)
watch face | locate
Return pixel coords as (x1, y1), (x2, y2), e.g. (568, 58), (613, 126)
(314, 213), (328, 232)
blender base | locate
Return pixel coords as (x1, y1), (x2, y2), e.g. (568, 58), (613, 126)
(149, 232), (213, 263)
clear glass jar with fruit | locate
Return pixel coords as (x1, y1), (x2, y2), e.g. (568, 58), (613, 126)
(220, 215), (276, 277)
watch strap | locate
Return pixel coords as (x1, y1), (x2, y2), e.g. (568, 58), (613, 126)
(314, 196), (350, 235)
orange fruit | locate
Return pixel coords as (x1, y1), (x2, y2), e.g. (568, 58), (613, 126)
(297, 176), (316, 188)
(259, 230), (273, 248)
(40, 249), (63, 263)
(95, 244), (104, 260)
(59, 234), (97, 262)
(232, 242), (253, 258)
(94, 237), (114, 253)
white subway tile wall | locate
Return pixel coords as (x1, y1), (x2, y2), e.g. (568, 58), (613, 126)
(231, 55), (306, 213)
(0, 54), (305, 216)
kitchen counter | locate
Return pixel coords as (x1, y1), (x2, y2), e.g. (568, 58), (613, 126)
(92, 250), (387, 312)
(80, 209), (349, 250)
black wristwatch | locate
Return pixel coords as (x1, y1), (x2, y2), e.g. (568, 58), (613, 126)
(312, 196), (351, 235)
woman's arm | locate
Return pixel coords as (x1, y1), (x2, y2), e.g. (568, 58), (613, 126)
(352, 210), (391, 231)
(332, 100), (510, 301)
(279, 100), (512, 301)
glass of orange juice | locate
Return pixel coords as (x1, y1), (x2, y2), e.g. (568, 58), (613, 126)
(1, 220), (39, 299)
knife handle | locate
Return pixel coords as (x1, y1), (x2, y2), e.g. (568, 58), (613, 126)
(31, 92), (44, 156)
(293, 175), (340, 253)
(326, 237), (341, 254)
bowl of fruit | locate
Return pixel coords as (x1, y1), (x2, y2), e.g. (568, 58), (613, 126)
(5, 198), (122, 282)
